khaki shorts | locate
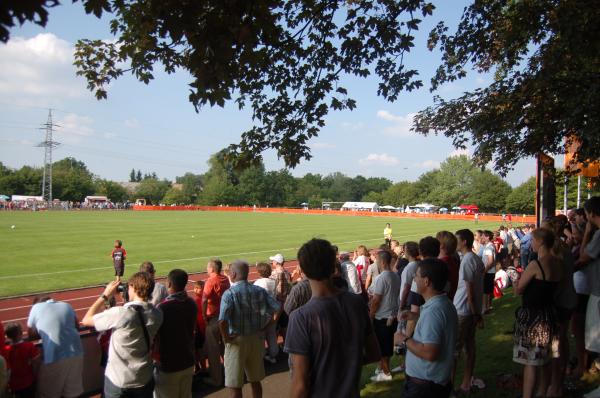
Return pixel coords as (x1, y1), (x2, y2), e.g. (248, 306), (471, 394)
(38, 355), (83, 398)
(154, 366), (194, 398)
(224, 334), (265, 388)
(455, 315), (477, 355)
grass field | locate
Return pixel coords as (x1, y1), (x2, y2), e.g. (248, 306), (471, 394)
(0, 210), (500, 296)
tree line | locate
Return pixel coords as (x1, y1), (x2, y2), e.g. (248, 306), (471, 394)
(1, 155), (598, 213)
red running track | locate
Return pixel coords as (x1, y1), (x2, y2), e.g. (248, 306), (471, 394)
(0, 261), (300, 332)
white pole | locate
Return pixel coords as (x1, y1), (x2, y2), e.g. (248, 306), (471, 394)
(563, 174), (568, 214)
(577, 175), (581, 207)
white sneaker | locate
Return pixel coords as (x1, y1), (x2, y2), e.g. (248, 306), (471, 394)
(373, 367), (383, 375)
(370, 373), (393, 382)
(584, 385), (600, 398)
(471, 377), (485, 389)
(391, 365), (405, 373)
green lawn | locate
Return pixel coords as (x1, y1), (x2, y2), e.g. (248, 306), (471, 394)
(359, 289), (600, 397)
(0, 210), (500, 296)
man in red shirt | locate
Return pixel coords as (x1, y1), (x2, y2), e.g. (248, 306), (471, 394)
(201, 259), (230, 386)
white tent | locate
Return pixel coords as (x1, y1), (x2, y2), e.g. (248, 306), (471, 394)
(11, 195), (44, 202)
(85, 195), (108, 203)
(341, 201), (380, 212)
(412, 203), (439, 213)
(380, 205), (397, 212)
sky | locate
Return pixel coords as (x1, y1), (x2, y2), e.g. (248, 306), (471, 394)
(0, 1), (540, 187)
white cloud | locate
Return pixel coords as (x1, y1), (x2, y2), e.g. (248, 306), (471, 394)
(376, 110), (417, 136)
(414, 159), (441, 169)
(124, 118), (140, 129)
(377, 110), (402, 122)
(311, 142), (336, 150)
(448, 148), (470, 158)
(54, 113), (95, 144)
(359, 153), (399, 166)
(475, 76), (487, 85)
(341, 122), (365, 131)
(0, 34), (86, 103)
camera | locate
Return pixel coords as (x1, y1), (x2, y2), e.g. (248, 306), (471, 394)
(116, 282), (129, 302)
(394, 343), (406, 356)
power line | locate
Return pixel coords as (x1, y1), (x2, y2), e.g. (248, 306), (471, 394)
(59, 142), (202, 171)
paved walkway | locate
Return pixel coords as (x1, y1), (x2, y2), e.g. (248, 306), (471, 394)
(203, 370), (291, 398)
(195, 352), (291, 398)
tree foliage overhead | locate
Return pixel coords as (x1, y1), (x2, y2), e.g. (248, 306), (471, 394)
(68, 0), (434, 168)
(0, 0), (58, 42)
(413, 0), (600, 175)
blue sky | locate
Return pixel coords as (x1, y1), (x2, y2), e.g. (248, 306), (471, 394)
(0, 1), (539, 186)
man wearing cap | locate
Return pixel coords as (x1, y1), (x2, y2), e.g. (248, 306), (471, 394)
(270, 253), (292, 339)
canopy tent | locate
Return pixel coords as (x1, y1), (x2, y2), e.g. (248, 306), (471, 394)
(380, 205), (397, 212)
(451, 206), (462, 210)
(11, 195), (44, 202)
(341, 201), (380, 212)
(85, 195), (109, 203)
(438, 207), (449, 213)
(0, 194), (9, 201)
(411, 203), (439, 213)
(459, 204), (480, 214)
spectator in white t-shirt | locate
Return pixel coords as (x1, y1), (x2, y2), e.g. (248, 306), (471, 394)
(365, 249), (382, 292)
(453, 229), (485, 394)
(399, 242), (420, 312)
(81, 272), (163, 397)
(339, 252), (362, 294)
(254, 262), (279, 363)
(369, 251), (401, 382)
(353, 245), (370, 284)
(576, 197), (600, 398)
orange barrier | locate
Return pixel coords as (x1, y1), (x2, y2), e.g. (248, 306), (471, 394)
(133, 205), (537, 224)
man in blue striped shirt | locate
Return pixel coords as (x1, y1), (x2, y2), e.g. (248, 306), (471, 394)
(219, 260), (281, 398)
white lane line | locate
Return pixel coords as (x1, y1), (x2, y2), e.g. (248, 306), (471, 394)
(0, 265), (298, 312)
(2, 287), (194, 323)
(0, 293), (103, 311)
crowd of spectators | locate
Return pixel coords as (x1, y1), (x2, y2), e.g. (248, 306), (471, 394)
(1, 196), (600, 398)
(1, 201), (133, 211)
